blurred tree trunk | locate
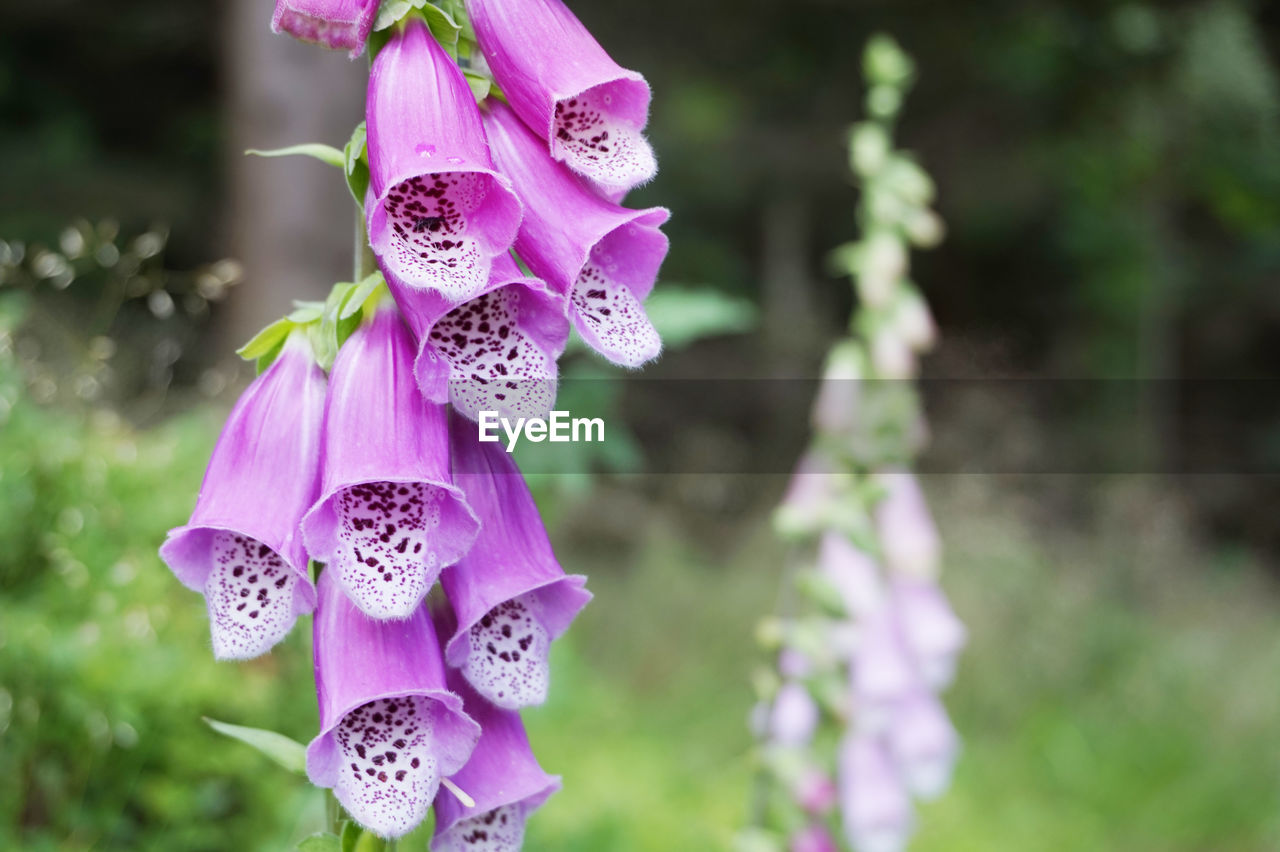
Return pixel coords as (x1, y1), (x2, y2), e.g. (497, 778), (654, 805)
(761, 193), (819, 371)
(220, 0), (366, 346)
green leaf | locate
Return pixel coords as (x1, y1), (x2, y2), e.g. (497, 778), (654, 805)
(344, 122), (369, 206)
(236, 317), (295, 362)
(246, 144), (345, 169)
(297, 834), (342, 852)
(202, 717), (307, 775)
(643, 286), (757, 349)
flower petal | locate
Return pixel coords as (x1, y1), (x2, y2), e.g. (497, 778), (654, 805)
(482, 100), (667, 367)
(301, 304), (479, 619)
(160, 335), (325, 658)
(307, 570), (480, 838)
(441, 413), (591, 709)
(366, 19), (521, 301)
(470, 0), (656, 192)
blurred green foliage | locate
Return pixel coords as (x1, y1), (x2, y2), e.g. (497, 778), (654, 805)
(3, 271), (1278, 848)
(0, 293), (318, 851)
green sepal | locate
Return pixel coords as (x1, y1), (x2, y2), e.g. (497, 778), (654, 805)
(340, 273), (385, 321)
(373, 1), (463, 56)
(464, 69), (492, 102)
(372, 0), (416, 32)
(795, 569), (850, 618)
(203, 717), (307, 775)
(344, 122), (370, 207)
(288, 301), (326, 324)
(312, 272), (386, 372)
(297, 834), (342, 852)
(246, 144), (345, 169)
(419, 3), (463, 54)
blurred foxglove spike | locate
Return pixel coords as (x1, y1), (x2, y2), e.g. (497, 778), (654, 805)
(271, 0), (378, 57)
(366, 19), (522, 302)
(301, 302), (479, 619)
(469, 0), (657, 194)
(160, 333), (324, 659)
(483, 100), (668, 368)
(306, 569), (480, 838)
(441, 414), (592, 709)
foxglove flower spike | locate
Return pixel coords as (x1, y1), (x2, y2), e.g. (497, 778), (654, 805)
(307, 570), (481, 838)
(366, 19), (522, 302)
(441, 413), (591, 709)
(160, 333), (324, 660)
(469, 0), (657, 193)
(301, 301), (479, 619)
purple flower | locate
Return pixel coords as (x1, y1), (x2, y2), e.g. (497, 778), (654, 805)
(838, 735), (913, 852)
(482, 100), (668, 367)
(433, 670), (560, 852)
(306, 569), (480, 838)
(366, 19), (522, 302)
(440, 414), (591, 709)
(851, 607), (918, 733)
(885, 691), (959, 801)
(775, 449), (852, 538)
(818, 531), (884, 620)
(875, 473), (940, 579)
(890, 575), (966, 690)
(271, 0), (378, 57)
(790, 824), (838, 852)
(384, 253), (569, 423)
(770, 681), (819, 747)
(793, 768), (837, 815)
(160, 334), (324, 660)
(301, 302), (479, 619)
(469, 0), (657, 194)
